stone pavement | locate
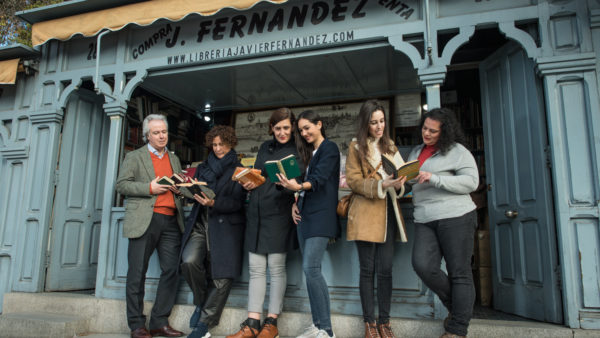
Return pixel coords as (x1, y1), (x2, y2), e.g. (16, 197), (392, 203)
(1, 292), (600, 338)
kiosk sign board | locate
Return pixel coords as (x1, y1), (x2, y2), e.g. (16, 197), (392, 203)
(122, 0), (420, 64)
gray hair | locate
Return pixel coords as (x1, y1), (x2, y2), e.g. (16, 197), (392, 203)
(142, 114), (169, 142)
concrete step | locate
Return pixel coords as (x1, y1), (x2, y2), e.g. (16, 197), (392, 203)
(0, 311), (88, 338)
(3, 292), (599, 338)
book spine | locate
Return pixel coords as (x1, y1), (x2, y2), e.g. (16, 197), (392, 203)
(277, 162), (285, 178)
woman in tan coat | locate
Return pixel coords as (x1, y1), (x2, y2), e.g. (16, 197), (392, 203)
(345, 100), (407, 338)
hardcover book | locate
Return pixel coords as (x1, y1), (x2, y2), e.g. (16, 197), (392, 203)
(396, 160), (421, 180)
(157, 173), (189, 186)
(382, 155), (421, 180)
(232, 167), (266, 187)
(157, 176), (175, 186)
(177, 180), (216, 200)
(264, 154), (302, 183)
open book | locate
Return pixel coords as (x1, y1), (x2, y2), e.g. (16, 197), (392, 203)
(396, 160), (421, 180)
(264, 154), (301, 183)
(382, 155), (420, 180)
(177, 179), (216, 199)
(157, 172), (190, 186)
(232, 167), (266, 187)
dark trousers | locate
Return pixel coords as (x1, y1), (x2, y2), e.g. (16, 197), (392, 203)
(355, 197), (397, 324)
(412, 210), (477, 337)
(126, 212), (181, 331)
(180, 221), (233, 328)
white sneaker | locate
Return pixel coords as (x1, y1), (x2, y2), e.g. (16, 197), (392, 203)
(296, 324), (320, 338)
(315, 329), (336, 338)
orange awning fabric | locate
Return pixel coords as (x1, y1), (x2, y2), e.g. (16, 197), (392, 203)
(0, 59), (20, 85)
(31, 0), (288, 46)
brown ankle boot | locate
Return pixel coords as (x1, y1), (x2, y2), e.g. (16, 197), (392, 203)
(227, 318), (260, 338)
(364, 322), (381, 338)
(377, 322), (396, 338)
(257, 317), (279, 338)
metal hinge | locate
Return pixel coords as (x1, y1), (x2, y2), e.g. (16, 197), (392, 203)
(44, 251), (51, 268)
(544, 145), (552, 169)
(54, 169), (60, 186)
(555, 265), (562, 291)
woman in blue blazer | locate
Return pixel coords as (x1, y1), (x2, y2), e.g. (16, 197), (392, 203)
(278, 110), (340, 338)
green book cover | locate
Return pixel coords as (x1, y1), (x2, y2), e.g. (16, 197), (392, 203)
(157, 176), (175, 186)
(264, 154), (301, 183)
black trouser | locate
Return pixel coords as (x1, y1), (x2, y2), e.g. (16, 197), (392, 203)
(126, 212), (181, 331)
(412, 210), (477, 336)
(355, 197), (397, 324)
(180, 220), (233, 328)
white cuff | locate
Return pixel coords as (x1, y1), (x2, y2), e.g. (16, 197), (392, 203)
(377, 180), (386, 199)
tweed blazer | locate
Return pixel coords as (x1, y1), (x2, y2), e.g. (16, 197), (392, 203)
(115, 145), (185, 238)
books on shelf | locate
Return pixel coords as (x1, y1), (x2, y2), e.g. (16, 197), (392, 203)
(240, 157), (257, 167)
(264, 154), (302, 183)
(177, 179), (216, 199)
(232, 167), (266, 187)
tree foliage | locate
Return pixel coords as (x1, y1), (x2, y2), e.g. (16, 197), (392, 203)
(1, 0), (64, 46)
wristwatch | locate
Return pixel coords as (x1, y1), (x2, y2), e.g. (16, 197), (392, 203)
(297, 183), (304, 192)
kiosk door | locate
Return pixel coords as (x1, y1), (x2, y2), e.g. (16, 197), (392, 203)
(479, 42), (562, 323)
(46, 90), (109, 290)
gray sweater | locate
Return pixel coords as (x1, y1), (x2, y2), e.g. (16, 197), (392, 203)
(407, 143), (479, 223)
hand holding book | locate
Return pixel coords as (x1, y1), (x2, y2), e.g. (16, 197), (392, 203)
(176, 179), (216, 200)
(264, 154), (301, 183)
(151, 176), (173, 195)
(193, 190), (215, 207)
(232, 167), (266, 189)
(381, 155), (421, 180)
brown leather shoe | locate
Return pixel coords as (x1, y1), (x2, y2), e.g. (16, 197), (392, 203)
(131, 327), (152, 338)
(439, 333), (465, 338)
(149, 325), (184, 337)
(257, 317), (279, 338)
(364, 322), (381, 338)
(377, 322), (395, 338)
(226, 325), (259, 338)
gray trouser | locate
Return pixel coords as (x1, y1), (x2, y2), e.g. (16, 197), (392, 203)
(247, 251), (287, 315)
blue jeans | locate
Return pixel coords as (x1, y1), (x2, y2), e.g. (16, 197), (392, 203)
(298, 232), (332, 332)
(412, 210), (477, 336)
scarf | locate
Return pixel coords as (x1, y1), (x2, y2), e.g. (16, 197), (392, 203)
(199, 149), (238, 192)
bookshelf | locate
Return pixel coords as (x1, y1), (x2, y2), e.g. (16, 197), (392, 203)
(442, 68), (490, 307)
(124, 92), (205, 166)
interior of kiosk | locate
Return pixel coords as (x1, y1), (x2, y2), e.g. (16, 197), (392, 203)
(117, 27), (526, 319)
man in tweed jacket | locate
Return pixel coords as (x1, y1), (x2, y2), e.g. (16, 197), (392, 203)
(115, 114), (185, 338)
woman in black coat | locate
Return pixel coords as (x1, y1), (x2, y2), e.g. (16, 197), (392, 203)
(180, 125), (246, 338)
(228, 108), (302, 338)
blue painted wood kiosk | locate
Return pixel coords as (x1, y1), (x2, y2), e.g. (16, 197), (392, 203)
(0, 0), (599, 330)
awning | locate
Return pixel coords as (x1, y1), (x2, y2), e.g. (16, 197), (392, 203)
(31, 0), (288, 46)
(0, 59), (21, 85)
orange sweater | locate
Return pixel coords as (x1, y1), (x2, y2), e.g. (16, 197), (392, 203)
(150, 151), (176, 216)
